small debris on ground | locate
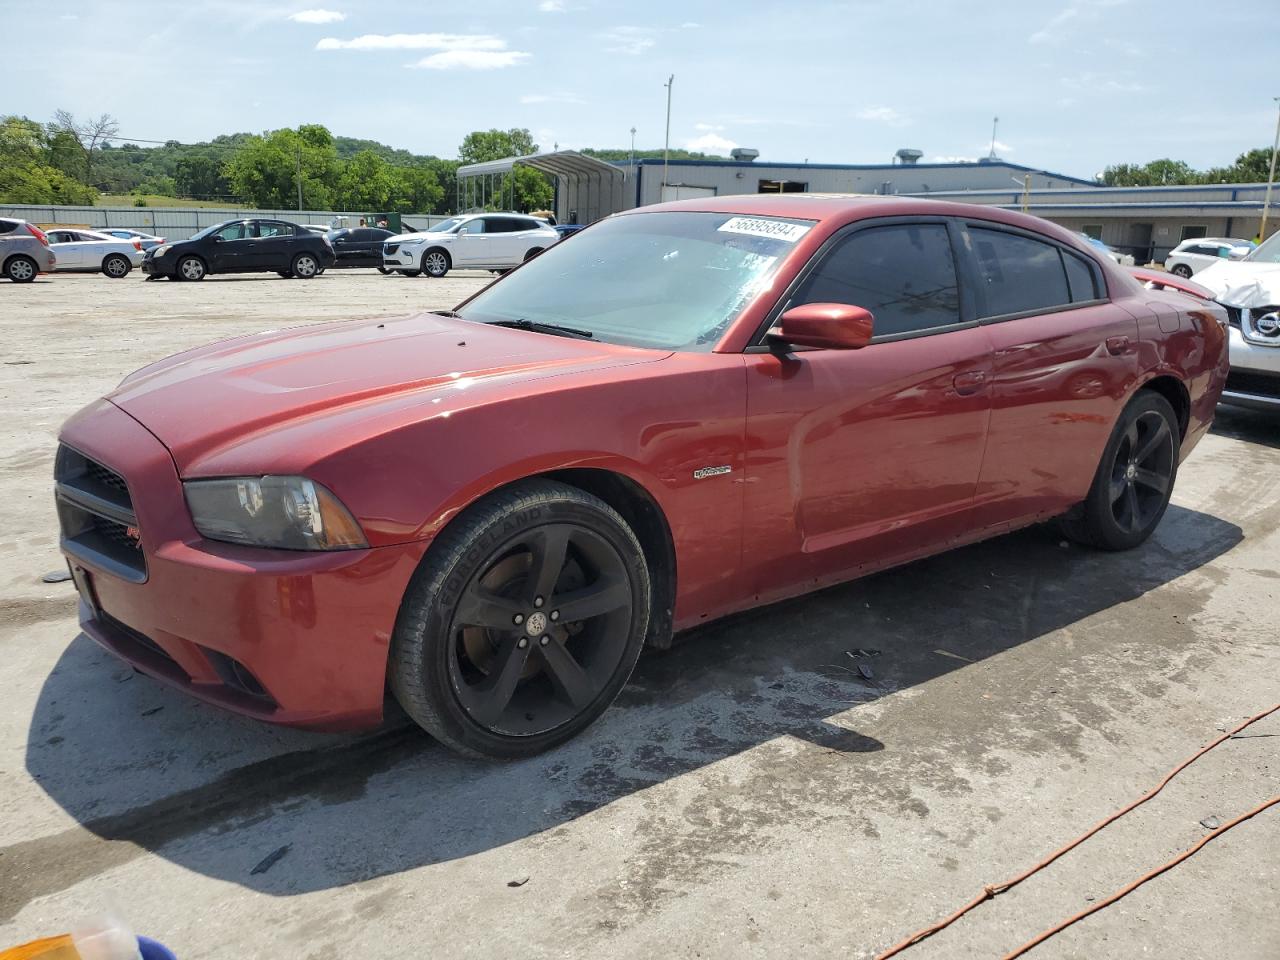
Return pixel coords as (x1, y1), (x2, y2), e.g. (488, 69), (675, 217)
(857, 664), (875, 681)
(141, 706), (164, 717)
(41, 570), (72, 583)
(507, 877), (529, 888)
(846, 648), (881, 659)
(250, 844), (292, 875)
(1200, 815), (1221, 830)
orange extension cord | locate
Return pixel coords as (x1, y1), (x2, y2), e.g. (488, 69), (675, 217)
(875, 703), (1280, 959)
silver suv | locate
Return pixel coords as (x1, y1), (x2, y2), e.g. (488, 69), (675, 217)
(0, 218), (57, 282)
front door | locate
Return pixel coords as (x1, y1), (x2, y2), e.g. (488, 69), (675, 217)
(960, 223), (1140, 530)
(742, 220), (993, 603)
(49, 231), (85, 268)
(207, 221), (252, 271)
(453, 218), (490, 265)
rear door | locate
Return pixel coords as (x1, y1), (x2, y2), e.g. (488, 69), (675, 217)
(252, 221), (295, 268)
(960, 223), (1139, 529)
(742, 218), (994, 600)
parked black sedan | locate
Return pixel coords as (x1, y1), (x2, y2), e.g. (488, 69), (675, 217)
(327, 227), (395, 270)
(142, 219), (335, 281)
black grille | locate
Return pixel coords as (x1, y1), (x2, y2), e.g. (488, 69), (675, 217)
(1225, 306), (1242, 329)
(384, 243), (399, 255)
(55, 445), (146, 581)
(1225, 369), (1280, 399)
(100, 611), (186, 677)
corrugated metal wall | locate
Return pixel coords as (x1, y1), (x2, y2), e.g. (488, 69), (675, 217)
(0, 205), (449, 239)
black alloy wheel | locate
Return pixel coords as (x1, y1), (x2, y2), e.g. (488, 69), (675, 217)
(390, 480), (650, 758)
(1059, 391), (1179, 551)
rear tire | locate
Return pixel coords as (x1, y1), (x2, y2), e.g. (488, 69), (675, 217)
(102, 254), (131, 278)
(378, 266), (392, 275)
(291, 252), (319, 279)
(1058, 391), (1179, 551)
(401, 269), (421, 278)
(389, 479), (651, 759)
(277, 270), (292, 278)
(1170, 263), (1193, 279)
(5, 255), (38, 283)
(523, 247), (544, 261)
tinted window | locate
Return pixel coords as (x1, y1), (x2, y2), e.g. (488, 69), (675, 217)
(970, 228), (1070, 318)
(485, 217), (519, 233)
(1063, 251), (1099, 302)
(791, 224), (961, 336)
(255, 221), (294, 238)
(370, 228), (394, 240)
(215, 222), (246, 241)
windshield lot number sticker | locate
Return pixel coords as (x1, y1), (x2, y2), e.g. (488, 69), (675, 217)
(718, 217), (810, 243)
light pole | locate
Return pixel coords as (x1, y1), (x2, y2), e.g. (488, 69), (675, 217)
(988, 116), (999, 160)
(629, 126), (636, 182)
(1259, 96), (1280, 244)
(663, 75), (674, 194)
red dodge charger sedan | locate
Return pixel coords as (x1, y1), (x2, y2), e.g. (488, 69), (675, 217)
(56, 196), (1228, 758)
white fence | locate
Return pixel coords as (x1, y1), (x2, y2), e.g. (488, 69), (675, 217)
(0, 204), (449, 240)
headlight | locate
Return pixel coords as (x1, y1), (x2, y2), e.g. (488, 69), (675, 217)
(154, 243), (172, 257)
(184, 476), (368, 550)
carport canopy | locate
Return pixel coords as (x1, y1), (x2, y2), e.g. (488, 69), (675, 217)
(455, 150), (626, 223)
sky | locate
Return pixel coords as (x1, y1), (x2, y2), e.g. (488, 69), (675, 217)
(12, 0), (1277, 178)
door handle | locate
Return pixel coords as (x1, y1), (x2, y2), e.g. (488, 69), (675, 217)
(953, 371), (988, 395)
(1106, 336), (1131, 356)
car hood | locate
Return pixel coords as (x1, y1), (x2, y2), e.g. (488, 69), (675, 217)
(108, 312), (665, 473)
(388, 231), (447, 242)
(1193, 260), (1280, 308)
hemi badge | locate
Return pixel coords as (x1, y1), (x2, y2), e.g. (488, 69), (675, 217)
(692, 465), (732, 480)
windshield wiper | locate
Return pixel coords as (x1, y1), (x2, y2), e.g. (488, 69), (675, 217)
(429, 309), (463, 318)
(485, 318), (595, 340)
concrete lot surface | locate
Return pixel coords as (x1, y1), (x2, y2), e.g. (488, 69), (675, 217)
(1, 271), (1278, 958)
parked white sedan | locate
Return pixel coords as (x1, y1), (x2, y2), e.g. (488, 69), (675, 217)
(383, 213), (559, 278)
(1163, 237), (1253, 278)
(45, 229), (146, 278)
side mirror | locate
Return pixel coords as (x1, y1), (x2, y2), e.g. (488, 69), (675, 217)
(770, 303), (874, 350)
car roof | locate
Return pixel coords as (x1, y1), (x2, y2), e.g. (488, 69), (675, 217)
(629, 193), (1087, 241)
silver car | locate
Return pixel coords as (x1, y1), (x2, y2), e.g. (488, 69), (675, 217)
(0, 218), (57, 282)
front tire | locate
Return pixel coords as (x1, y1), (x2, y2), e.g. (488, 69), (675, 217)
(1170, 263), (1193, 279)
(102, 254), (131, 278)
(389, 480), (651, 759)
(422, 249), (450, 278)
(176, 256), (206, 281)
(291, 252), (319, 279)
(1059, 391), (1179, 551)
(5, 255), (37, 282)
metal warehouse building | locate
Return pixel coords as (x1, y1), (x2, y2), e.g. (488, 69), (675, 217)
(459, 149), (1276, 265)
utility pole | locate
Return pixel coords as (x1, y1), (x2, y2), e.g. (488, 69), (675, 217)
(988, 116), (999, 160)
(295, 132), (304, 212)
(1259, 96), (1280, 244)
(663, 75), (674, 194)
(629, 126), (636, 182)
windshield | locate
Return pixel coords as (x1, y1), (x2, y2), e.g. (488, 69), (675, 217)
(1246, 232), (1280, 264)
(189, 221), (234, 241)
(430, 216), (467, 234)
(456, 211), (813, 351)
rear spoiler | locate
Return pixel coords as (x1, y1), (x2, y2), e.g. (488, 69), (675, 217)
(1128, 267), (1215, 302)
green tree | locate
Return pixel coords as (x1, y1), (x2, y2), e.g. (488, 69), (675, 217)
(224, 125), (339, 208)
(1226, 148), (1272, 182)
(174, 155), (226, 198)
(458, 128), (538, 165)
(0, 115), (96, 204)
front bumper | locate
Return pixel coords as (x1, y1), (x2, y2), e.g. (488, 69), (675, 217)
(57, 399), (429, 730)
(141, 253), (174, 276)
(1223, 314), (1280, 411)
(383, 243), (427, 270)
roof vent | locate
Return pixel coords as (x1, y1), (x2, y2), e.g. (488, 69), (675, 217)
(730, 147), (760, 162)
(895, 148), (923, 165)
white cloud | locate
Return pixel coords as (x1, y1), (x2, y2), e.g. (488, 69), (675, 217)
(289, 8), (345, 23)
(686, 132), (738, 154)
(539, 0), (566, 10)
(58, 12), (78, 19)
(600, 26), (656, 55)
(1060, 71), (1144, 93)
(317, 33), (506, 51)
(521, 92), (585, 104)
(694, 122), (725, 132)
(681, 21), (700, 28)
(929, 155), (979, 163)
(856, 106), (910, 127)
(1030, 0), (1129, 44)
(990, 139), (1014, 153)
(408, 49), (531, 70)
